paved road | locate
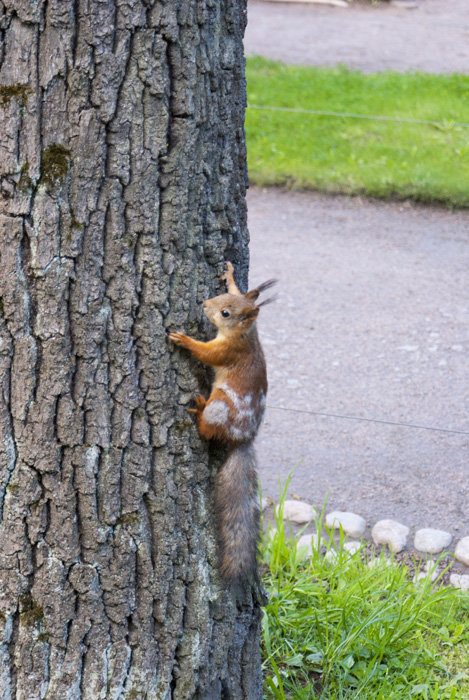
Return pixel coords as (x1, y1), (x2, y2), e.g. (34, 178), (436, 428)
(249, 188), (469, 535)
(245, 1), (469, 541)
(245, 0), (469, 74)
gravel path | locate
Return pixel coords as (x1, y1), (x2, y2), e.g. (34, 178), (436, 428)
(245, 0), (469, 74)
(249, 188), (469, 536)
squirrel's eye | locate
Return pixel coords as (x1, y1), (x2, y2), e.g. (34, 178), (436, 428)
(221, 309), (230, 318)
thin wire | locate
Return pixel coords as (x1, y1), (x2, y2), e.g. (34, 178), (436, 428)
(248, 102), (469, 434)
(266, 404), (469, 436)
(247, 104), (469, 129)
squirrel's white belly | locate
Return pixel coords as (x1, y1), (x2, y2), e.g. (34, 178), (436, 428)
(206, 382), (266, 442)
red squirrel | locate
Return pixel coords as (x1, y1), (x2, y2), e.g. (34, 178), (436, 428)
(169, 262), (275, 579)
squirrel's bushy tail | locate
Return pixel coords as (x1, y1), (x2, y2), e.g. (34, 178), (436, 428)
(215, 444), (260, 580)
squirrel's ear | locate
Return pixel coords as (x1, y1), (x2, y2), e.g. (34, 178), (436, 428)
(245, 278), (277, 302)
(241, 306), (260, 322)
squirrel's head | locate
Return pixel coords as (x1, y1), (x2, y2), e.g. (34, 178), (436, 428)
(203, 279), (276, 335)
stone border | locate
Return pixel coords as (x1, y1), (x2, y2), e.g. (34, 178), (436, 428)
(264, 499), (469, 591)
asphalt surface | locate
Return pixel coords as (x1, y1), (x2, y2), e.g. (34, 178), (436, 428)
(245, 1), (469, 536)
(245, 0), (469, 74)
(249, 189), (468, 535)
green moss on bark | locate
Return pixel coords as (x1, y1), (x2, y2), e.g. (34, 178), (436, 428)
(69, 206), (83, 230)
(116, 512), (140, 526)
(40, 144), (72, 187)
(0, 84), (31, 108)
(19, 592), (44, 627)
(18, 161), (32, 192)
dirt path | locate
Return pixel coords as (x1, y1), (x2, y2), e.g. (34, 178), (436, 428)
(249, 188), (468, 535)
(245, 0), (469, 74)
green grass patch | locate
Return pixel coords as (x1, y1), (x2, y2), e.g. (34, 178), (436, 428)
(246, 57), (469, 207)
(260, 482), (469, 698)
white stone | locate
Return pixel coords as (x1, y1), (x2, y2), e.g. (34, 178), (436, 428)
(414, 562), (440, 584)
(454, 536), (469, 566)
(367, 557), (392, 569)
(344, 541), (361, 554)
(260, 497), (270, 512)
(325, 549), (338, 562)
(325, 541), (361, 562)
(282, 500), (316, 524)
(297, 532), (320, 557)
(414, 528), (452, 554)
(371, 519), (409, 553)
(325, 511), (366, 538)
(450, 574), (469, 592)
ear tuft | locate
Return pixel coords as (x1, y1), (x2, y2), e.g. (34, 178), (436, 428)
(257, 294), (277, 308)
(245, 278), (277, 301)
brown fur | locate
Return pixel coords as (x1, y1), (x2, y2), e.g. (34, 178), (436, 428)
(169, 262), (275, 579)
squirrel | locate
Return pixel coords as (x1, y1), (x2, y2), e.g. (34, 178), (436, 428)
(169, 261), (276, 580)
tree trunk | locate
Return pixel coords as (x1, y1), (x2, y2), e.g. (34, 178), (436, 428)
(0, 1), (263, 697)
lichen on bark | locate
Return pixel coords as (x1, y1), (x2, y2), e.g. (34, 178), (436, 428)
(0, 0), (262, 698)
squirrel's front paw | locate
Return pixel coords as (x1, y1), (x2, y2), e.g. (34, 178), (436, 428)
(169, 331), (187, 347)
(188, 395), (206, 415)
(221, 261), (234, 282)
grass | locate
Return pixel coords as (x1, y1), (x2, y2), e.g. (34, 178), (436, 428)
(260, 482), (469, 699)
(245, 57), (469, 207)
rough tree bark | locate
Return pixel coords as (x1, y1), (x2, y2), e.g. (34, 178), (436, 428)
(0, 1), (263, 697)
